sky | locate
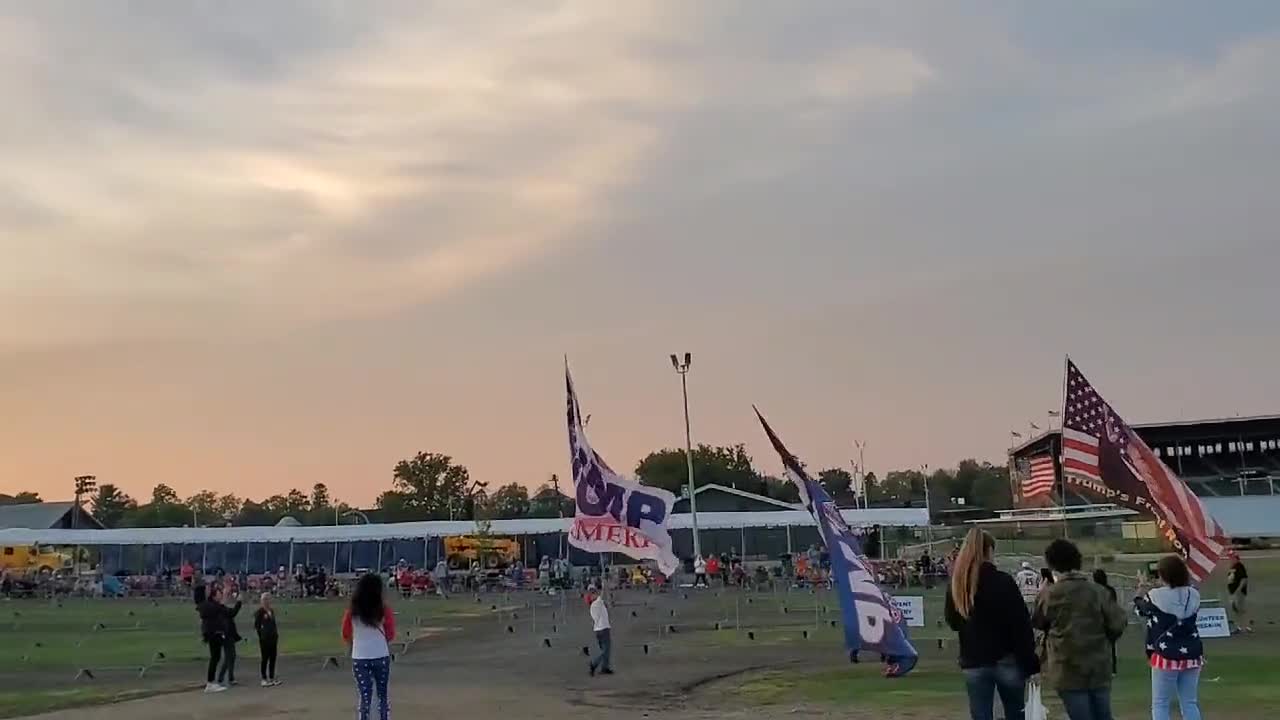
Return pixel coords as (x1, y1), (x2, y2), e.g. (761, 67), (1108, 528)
(3, 1), (1279, 507)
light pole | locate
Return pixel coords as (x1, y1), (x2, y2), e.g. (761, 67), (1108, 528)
(73, 476), (96, 575)
(920, 464), (933, 544)
(670, 353), (701, 561)
(854, 440), (868, 509)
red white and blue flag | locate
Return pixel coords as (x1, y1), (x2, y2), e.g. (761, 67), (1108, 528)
(1061, 359), (1227, 581)
(755, 407), (918, 677)
(566, 365), (680, 576)
(1021, 455), (1056, 500)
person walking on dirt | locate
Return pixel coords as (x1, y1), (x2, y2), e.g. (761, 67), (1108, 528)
(343, 573), (396, 720)
(197, 583), (232, 693)
(216, 586), (243, 686)
(254, 592), (281, 687)
(586, 584), (613, 676)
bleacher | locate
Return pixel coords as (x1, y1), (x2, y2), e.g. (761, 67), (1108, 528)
(1012, 414), (1280, 502)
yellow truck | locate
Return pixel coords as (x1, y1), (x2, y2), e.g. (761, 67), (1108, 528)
(443, 536), (520, 570)
(0, 544), (73, 577)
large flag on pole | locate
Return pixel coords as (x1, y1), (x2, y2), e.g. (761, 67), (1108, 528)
(1061, 359), (1227, 580)
(755, 407), (918, 677)
(565, 365), (680, 576)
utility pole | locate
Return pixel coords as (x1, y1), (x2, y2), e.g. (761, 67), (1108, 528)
(551, 473), (566, 559)
(854, 440), (868, 509)
(670, 353), (701, 560)
(73, 475), (96, 575)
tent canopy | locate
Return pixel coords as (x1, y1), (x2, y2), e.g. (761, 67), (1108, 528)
(0, 508), (928, 546)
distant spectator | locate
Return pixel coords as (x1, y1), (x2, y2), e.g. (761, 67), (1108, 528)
(254, 592), (281, 687)
(693, 556), (708, 588)
(1092, 569), (1118, 675)
(586, 584), (613, 677)
(1033, 539), (1127, 720)
(1226, 552), (1251, 634)
(1015, 562), (1041, 605)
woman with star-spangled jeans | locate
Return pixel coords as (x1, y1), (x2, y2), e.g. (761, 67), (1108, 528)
(342, 574), (396, 720)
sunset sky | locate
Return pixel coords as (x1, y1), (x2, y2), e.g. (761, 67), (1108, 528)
(3, 2), (1279, 507)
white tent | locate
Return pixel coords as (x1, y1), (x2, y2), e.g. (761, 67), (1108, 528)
(0, 508), (928, 546)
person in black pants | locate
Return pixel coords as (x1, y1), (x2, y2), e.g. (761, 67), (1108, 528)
(197, 584), (230, 693)
(216, 586), (243, 687)
(254, 592), (281, 687)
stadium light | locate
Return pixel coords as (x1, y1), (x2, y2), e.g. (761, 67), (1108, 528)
(670, 352), (701, 560)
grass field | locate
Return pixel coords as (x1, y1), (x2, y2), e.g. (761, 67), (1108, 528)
(1, 554), (1276, 719)
(708, 554), (1280, 718)
(0, 593), (504, 717)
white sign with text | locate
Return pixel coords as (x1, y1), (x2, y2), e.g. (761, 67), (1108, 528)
(1197, 608), (1230, 639)
(890, 595), (925, 628)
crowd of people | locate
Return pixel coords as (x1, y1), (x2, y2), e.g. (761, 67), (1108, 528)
(944, 528), (1254, 720)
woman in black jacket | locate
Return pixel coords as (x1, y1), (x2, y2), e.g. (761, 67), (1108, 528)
(216, 587), (242, 687)
(254, 592), (281, 687)
(197, 584), (231, 693)
(945, 529), (1040, 720)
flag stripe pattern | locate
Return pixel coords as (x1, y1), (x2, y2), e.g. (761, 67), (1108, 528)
(1062, 360), (1227, 580)
(1022, 455), (1056, 499)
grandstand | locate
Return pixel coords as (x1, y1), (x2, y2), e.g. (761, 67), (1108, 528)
(1010, 414), (1280, 538)
(1012, 414), (1280, 500)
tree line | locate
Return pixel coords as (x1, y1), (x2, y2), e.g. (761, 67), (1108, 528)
(1, 445), (1011, 529)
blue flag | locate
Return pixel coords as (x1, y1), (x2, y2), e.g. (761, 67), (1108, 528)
(755, 407), (918, 677)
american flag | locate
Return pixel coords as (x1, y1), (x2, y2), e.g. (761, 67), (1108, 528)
(1022, 455), (1056, 499)
(1063, 359), (1227, 580)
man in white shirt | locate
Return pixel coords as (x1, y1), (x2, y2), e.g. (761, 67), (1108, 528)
(1015, 561), (1041, 605)
(693, 556), (708, 588)
(587, 585), (613, 676)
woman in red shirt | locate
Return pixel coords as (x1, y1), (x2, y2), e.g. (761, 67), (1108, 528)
(342, 574), (396, 720)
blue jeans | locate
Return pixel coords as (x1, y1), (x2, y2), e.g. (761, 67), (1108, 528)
(963, 660), (1025, 720)
(353, 657), (391, 720)
(1152, 668), (1201, 720)
(590, 629), (612, 673)
(1059, 688), (1113, 720)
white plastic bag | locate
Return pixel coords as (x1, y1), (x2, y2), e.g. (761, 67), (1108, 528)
(1026, 678), (1048, 720)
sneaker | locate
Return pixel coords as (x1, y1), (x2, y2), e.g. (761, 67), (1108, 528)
(204, 683), (227, 694)
(601, 669), (615, 676)
(260, 680), (272, 688)
(271, 680), (283, 687)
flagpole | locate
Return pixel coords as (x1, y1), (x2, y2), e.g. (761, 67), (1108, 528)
(1059, 355), (1070, 539)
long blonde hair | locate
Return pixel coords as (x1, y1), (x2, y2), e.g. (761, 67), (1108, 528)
(949, 529), (995, 619)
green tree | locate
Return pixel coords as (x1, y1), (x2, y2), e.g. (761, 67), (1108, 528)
(91, 484), (136, 528)
(636, 444), (764, 496)
(762, 475), (801, 504)
(150, 484), (180, 505)
(529, 479), (573, 518)
(818, 468), (854, 501)
(489, 483), (531, 519)
(861, 471), (879, 503)
(0, 491), (42, 505)
(383, 452), (480, 520)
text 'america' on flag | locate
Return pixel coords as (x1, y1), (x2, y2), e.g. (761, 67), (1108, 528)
(1021, 455), (1056, 499)
(565, 364), (680, 576)
(754, 407), (918, 677)
(1061, 358), (1227, 581)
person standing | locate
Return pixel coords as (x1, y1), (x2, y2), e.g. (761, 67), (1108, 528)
(197, 584), (231, 693)
(944, 529), (1040, 720)
(254, 592), (281, 687)
(1135, 555), (1203, 720)
(693, 556), (708, 588)
(216, 587), (243, 687)
(1092, 570), (1119, 676)
(586, 584), (613, 676)
(1226, 552), (1251, 634)
(1014, 562), (1041, 606)
(1032, 539), (1127, 720)
(343, 573), (395, 720)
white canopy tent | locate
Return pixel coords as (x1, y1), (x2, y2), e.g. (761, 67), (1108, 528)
(0, 508), (927, 546)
